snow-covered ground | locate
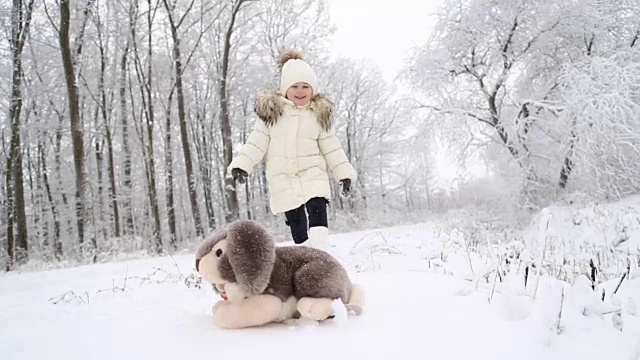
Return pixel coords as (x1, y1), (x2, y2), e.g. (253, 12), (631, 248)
(2, 201), (640, 360)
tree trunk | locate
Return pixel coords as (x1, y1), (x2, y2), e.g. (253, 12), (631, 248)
(212, 130), (227, 220)
(55, 114), (72, 235)
(488, 93), (522, 163)
(128, 0), (163, 253)
(28, 40), (66, 259)
(105, 119), (120, 238)
(259, 165), (269, 215)
(39, 139), (62, 258)
(94, 12), (121, 239)
(201, 126), (216, 229)
(163, 0), (204, 236)
(5, 155), (14, 271)
(142, 0), (163, 253)
(120, 7), (134, 235)
(9, 0), (36, 266)
(423, 161), (431, 210)
(559, 124), (577, 189)
(27, 134), (45, 252)
(164, 88), (178, 249)
(92, 105), (107, 244)
(558, 151), (574, 189)
(131, 62), (162, 253)
(60, 0), (87, 255)
(239, 110), (252, 219)
(220, 0), (249, 222)
(144, 100), (162, 254)
(195, 110), (216, 230)
(129, 0), (161, 252)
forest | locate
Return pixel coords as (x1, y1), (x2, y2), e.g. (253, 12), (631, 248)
(2, 0), (640, 270)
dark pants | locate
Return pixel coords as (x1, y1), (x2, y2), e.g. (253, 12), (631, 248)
(284, 197), (328, 244)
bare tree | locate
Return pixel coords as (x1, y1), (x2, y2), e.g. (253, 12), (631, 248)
(162, 0), (205, 238)
(4, 151), (13, 271)
(6, 0), (35, 269)
(59, 0), (99, 257)
(257, 0), (333, 63)
(557, 51), (640, 198)
(220, 0), (254, 222)
(161, 82), (178, 247)
(130, 0), (163, 253)
(191, 79), (219, 230)
(118, 1), (134, 236)
(0, 0), (426, 266)
(556, 0), (640, 190)
(406, 0), (577, 207)
(89, 4), (121, 239)
(27, 31), (69, 259)
(325, 59), (404, 212)
(37, 133), (62, 258)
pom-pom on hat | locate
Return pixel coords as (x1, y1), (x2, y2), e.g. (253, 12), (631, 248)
(279, 50), (318, 96)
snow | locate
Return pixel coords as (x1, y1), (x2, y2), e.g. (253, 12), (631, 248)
(2, 202), (640, 359)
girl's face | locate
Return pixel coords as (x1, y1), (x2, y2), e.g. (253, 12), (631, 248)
(286, 82), (313, 106)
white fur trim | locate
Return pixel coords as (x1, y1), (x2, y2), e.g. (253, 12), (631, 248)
(280, 59), (318, 95)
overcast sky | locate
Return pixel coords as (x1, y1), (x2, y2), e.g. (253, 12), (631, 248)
(327, 0), (489, 186)
(328, 0), (444, 81)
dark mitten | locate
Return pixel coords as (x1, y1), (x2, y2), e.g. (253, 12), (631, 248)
(231, 168), (248, 184)
(339, 179), (351, 197)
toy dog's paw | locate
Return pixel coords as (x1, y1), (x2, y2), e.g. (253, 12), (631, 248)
(297, 297), (335, 321)
(212, 299), (227, 315)
(212, 300), (237, 328)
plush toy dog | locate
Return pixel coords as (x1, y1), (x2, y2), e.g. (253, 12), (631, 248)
(195, 219), (365, 329)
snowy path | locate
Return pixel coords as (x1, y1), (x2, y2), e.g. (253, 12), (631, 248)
(1, 224), (639, 360)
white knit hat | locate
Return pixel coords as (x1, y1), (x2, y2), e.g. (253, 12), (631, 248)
(279, 50), (318, 95)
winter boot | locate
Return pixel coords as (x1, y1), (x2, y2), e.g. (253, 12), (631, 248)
(305, 226), (330, 251)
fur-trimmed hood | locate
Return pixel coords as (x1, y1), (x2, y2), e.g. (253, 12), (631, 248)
(254, 89), (334, 132)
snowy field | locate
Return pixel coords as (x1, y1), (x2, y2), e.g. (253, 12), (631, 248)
(2, 200), (640, 360)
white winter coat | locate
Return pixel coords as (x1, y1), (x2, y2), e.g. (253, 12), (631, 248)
(228, 90), (356, 214)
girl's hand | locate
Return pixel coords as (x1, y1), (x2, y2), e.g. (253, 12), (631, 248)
(231, 168), (248, 183)
(339, 179), (351, 197)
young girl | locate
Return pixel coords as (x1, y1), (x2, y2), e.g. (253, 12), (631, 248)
(228, 50), (356, 250)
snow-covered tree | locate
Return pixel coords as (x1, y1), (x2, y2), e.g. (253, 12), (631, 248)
(405, 0), (640, 208)
(556, 51), (640, 199)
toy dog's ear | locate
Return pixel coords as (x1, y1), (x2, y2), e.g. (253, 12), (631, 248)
(225, 220), (276, 296)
